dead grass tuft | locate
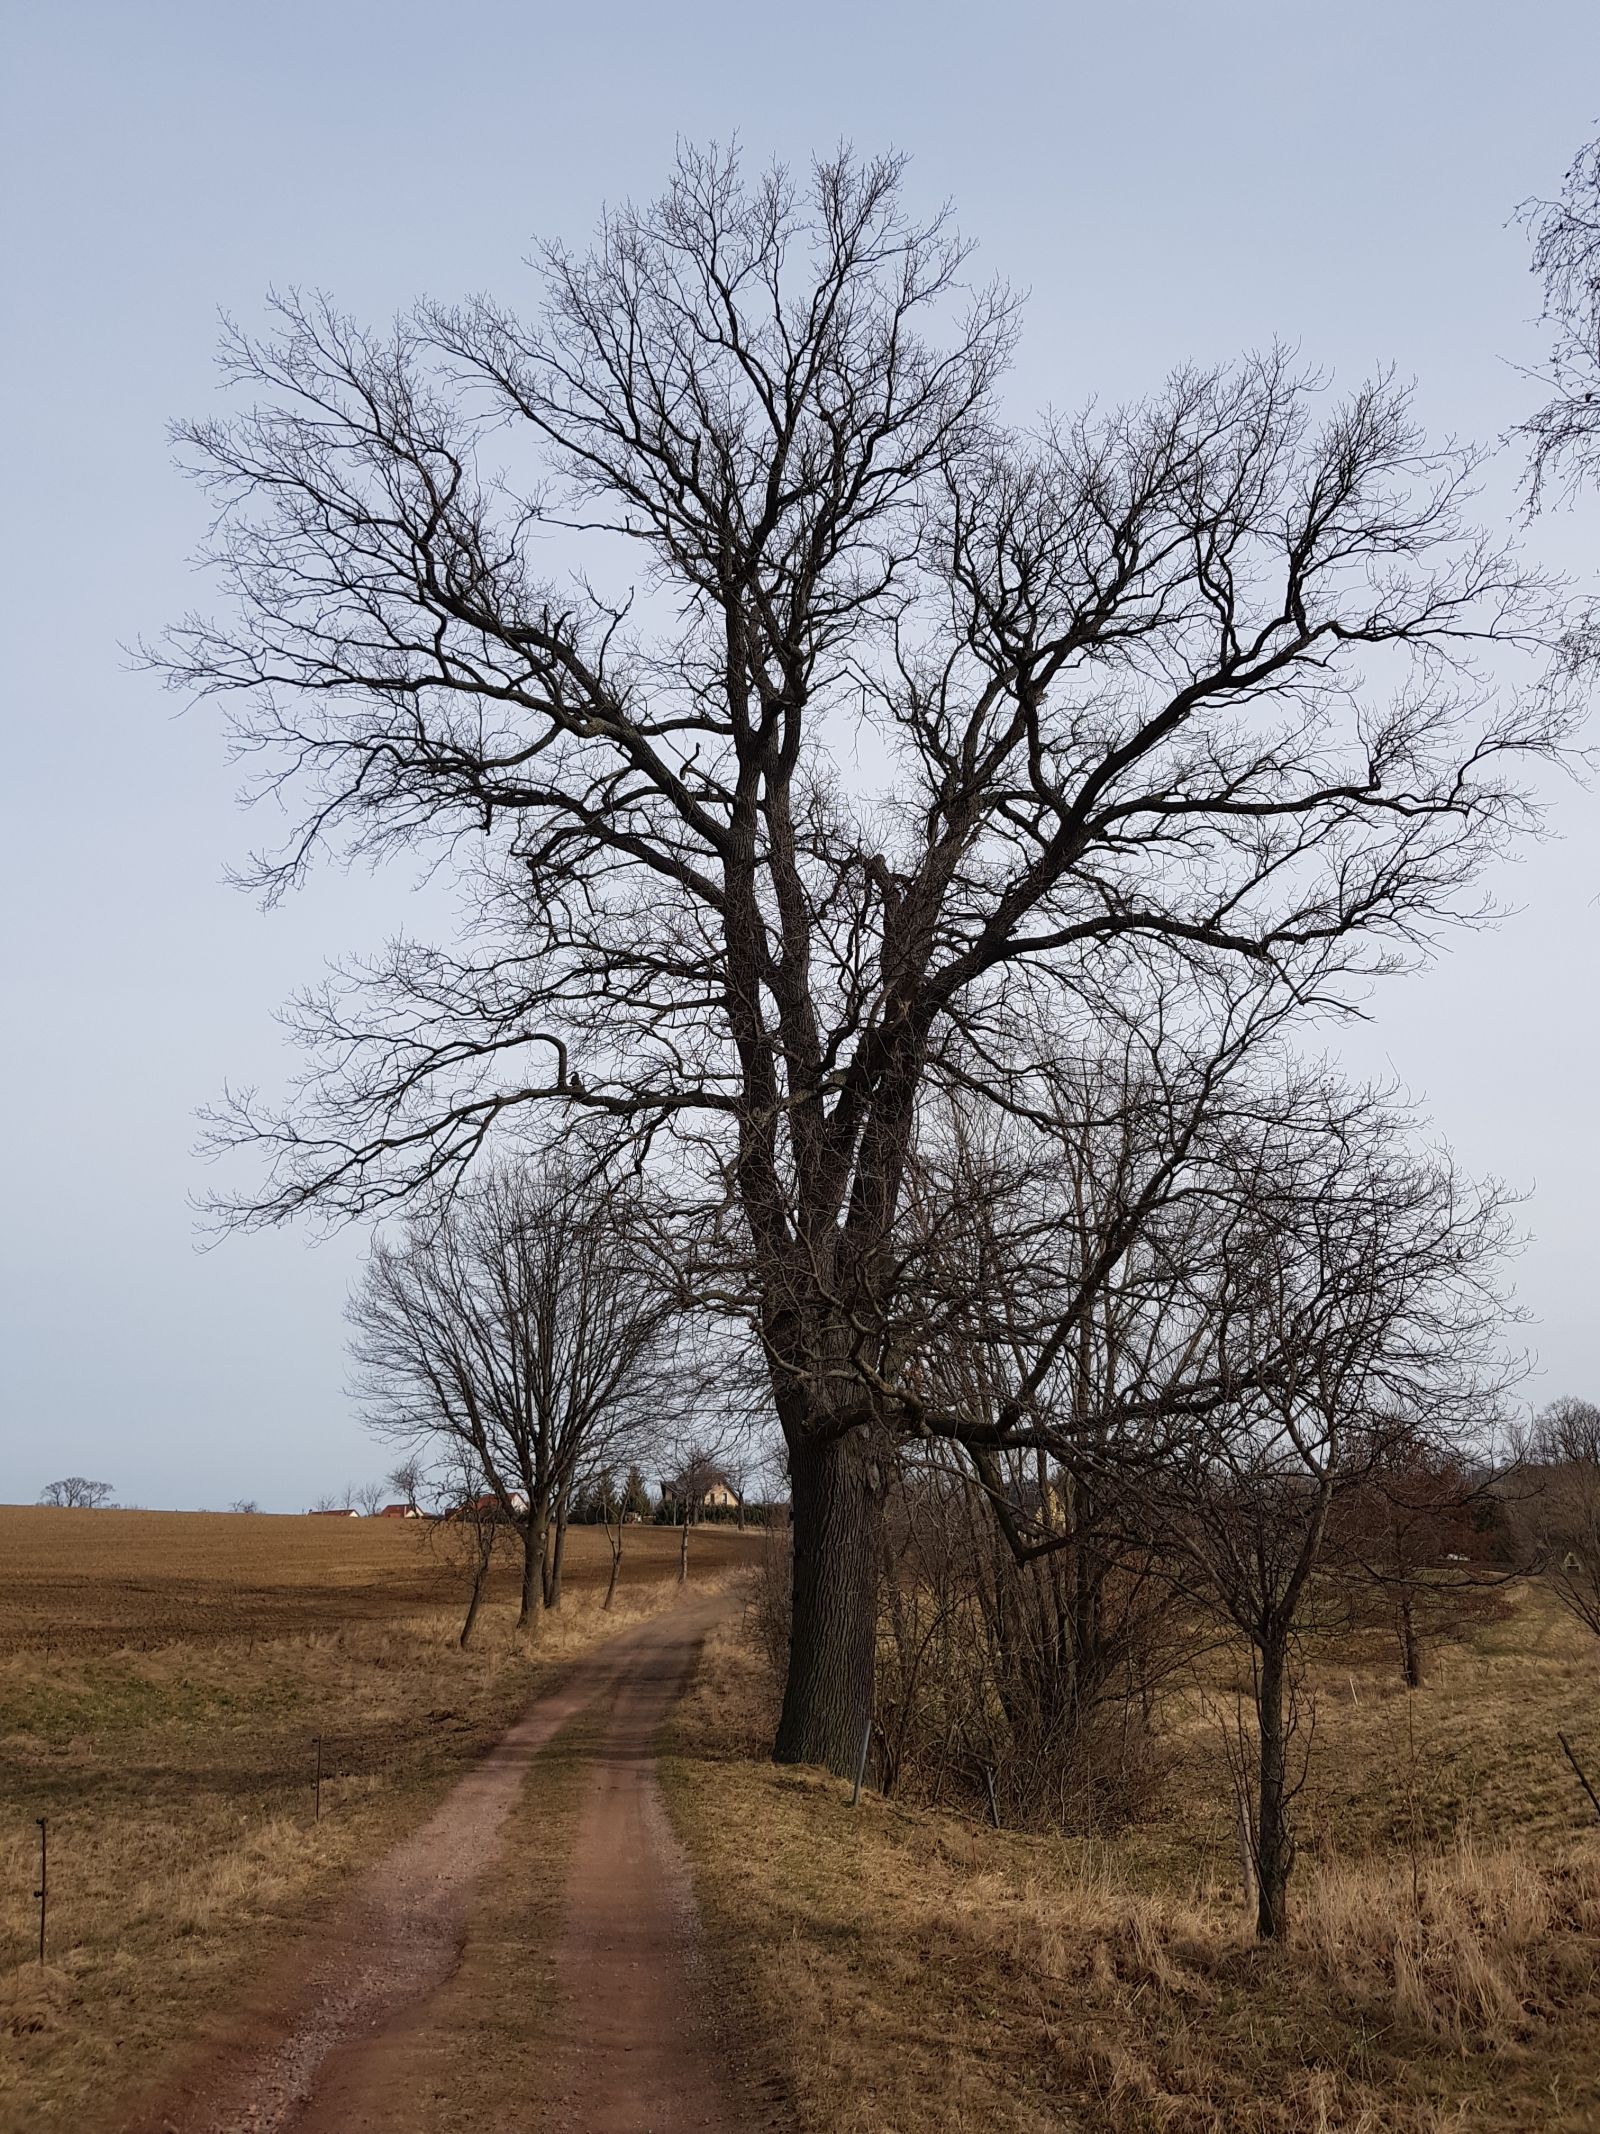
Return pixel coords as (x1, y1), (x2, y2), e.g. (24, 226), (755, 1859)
(0, 1967), (72, 2039)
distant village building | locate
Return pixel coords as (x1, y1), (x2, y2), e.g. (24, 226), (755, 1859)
(376, 1503), (420, 1519)
(448, 1491), (530, 1519)
(659, 1470), (743, 1518)
(308, 1507), (360, 1518)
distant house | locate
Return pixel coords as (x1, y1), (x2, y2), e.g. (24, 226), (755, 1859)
(448, 1490), (530, 1519)
(376, 1503), (420, 1519)
(660, 1471), (742, 1517)
(308, 1507), (360, 1518)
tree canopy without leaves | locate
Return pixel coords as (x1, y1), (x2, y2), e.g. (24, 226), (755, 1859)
(165, 146), (1573, 1773)
(1520, 133), (1600, 513)
(1529, 1395), (1600, 1639)
(39, 1478), (116, 1509)
(349, 1160), (679, 1627)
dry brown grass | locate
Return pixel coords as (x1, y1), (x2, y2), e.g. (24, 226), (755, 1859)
(309, 1703), (600, 2134)
(663, 1584), (1600, 2133)
(0, 1507), (759, 2134)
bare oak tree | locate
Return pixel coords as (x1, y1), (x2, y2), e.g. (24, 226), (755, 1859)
(166, 146), (1569, 1772)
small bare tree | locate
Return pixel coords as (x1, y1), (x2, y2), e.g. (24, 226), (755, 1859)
(1331, 1440), (1515, 1688)
(350, 1159), (677, 1631)
(1529, 1397), (1600, 1638)
(423, 1451), (511, 1648)
(387, 1456), (425, 1511)
(353, 1480), (387, 1517)
(40, 1478), (115, 1508)
(1156, 1100), (1515, 1940)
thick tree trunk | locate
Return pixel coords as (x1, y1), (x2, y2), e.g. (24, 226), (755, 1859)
(1254, 1636), (1292, 1939)
(773, 1428), (883, 1775)
(518, 1512), (548, 1630)
(459, 1557), (488, 1649)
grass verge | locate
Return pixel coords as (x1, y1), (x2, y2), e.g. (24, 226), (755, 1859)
(663, 1599), (1600, 2134)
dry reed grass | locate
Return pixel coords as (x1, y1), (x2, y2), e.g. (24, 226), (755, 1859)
(663, 1586), (1600, 2133)
(0, 1509), (758, 2134)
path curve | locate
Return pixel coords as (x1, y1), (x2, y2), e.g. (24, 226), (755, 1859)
(135, 1595), (751, 2134)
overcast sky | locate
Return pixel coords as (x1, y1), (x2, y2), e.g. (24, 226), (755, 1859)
(2, 1), (1596, 1511)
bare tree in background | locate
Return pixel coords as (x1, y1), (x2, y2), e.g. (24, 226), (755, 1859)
(1529, 1396), (1600, 1639)
(349, 1160), (676, 1631)
(1330, 1439), (1514, 1689)
(353, 1479), (387, 1517)
(427, 1449), (511, 1649)
(163, 146), (1572, 1773)
(39, 1478), (115, 1508)
(387, 1455), (426, 1512)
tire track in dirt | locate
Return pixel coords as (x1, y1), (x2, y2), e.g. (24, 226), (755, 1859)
(136, 1596), (746, 2134)
(531, 1605), (772, 2134)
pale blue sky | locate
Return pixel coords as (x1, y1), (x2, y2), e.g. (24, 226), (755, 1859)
(2, 1), (1596, 1508)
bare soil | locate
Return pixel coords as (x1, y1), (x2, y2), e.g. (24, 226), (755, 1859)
(129, 1596), (764, 2134)
(532, 1600), (775, 2134)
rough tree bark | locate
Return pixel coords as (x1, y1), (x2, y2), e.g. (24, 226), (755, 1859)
(1252, 1634), (1293, 1940)
(774, 1431), (887, 1770)
(520, 1509), (549, 1631)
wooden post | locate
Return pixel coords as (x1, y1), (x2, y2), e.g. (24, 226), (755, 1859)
(983, 1764), (1001, 1829)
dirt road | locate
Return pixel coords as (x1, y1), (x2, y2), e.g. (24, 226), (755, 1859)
(139, 1595), (765, 2134)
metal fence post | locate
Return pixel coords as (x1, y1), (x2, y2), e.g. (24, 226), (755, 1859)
(983, 1764), (1002, 1829)
(850, 1712), (872, 1807)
